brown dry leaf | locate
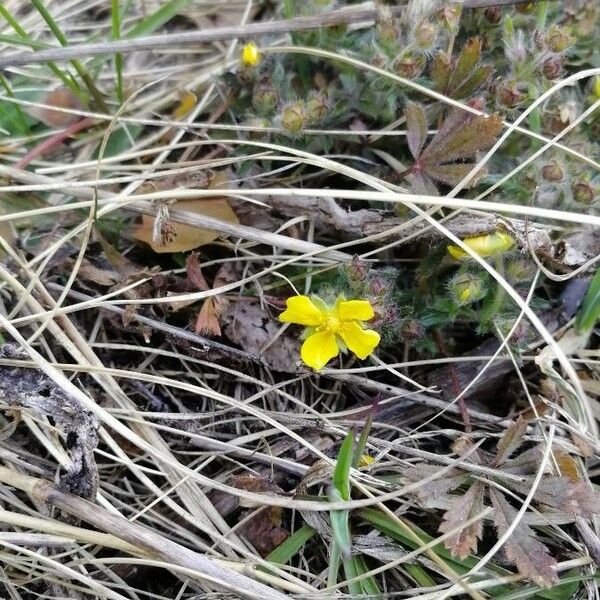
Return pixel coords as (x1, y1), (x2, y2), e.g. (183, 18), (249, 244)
(439, 481), (484, 559)
(495, 416), (528, 465)
(195, 298), (221, 337)
(77, 260), (119, 287)
(134, 198), (239, 253)
(222, 298), (300, 372)
(404, 464), (468, 508)
(223, 474), (289, 557)
(185, 252), (210, 291)
(489, 488), (559, 587)
(555, 451), (581, 482)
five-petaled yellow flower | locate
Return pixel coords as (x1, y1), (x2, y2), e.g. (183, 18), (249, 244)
(241, 42), (261, 67)
(279, 295), (380, 370)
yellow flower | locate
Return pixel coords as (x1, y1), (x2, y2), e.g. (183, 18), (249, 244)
(447, 231), (514, 261)
(241, 42), (261, 67)
(279, 295), (380, 370)
(358, 454), (375, 467)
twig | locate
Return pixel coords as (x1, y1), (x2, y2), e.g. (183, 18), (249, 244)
(45, 283), (265, 366)
(0, 466), (289, 600)
(457, 0), (539, 7)
(0, 2), (405, 69)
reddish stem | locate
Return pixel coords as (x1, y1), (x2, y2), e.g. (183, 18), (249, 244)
(15, 117), (95, 170)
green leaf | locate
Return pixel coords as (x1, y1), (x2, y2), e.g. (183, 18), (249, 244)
(126, 0), (192, 38)
(333, 431), (354, 501)
(575, 267), (600, 334)
(266, 525), (316, 565)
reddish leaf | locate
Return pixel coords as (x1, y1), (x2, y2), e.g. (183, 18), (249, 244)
(490, 488), (559, 588)
(439, 481), (484, 559)
(185, 252), (209, 291)
(422, 162), (483, 188)
(405, 102), (428, 159)
(422, 112), (503, 164)
(495, 416), (528, 465)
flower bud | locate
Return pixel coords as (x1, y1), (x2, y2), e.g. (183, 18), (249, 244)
(280, 102), (306, 133)
(376, 6), (399, 43)
(393, 53), (425, 79)
(497, 81), (526, 107)
(448, 271), (486, 305)
(414, 21), (437, 50)
(572, 181), (595, 205)
(542, 56), (563, 80)
(436, 6), (461, 33)
(306, 93), (329, 123)
(506, 258), (536, 283)
(252, 85), (277, 114)
(544, 25), (573, 53)
(541, 161), (564, 182)
(400, 318), (425, 341)
(484, 7), (502, 24)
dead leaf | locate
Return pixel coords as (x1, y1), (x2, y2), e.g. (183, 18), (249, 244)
(195, 298), (221, 337)
(404, 464), (468, 508)
(185, 252), (210, 291)
(490, 488), (559, 587)
(215, 474), (289, 557)
(222, 298), (300, 372)
(439, 481), (484, 559)
(77, 259), (119, 287)
(495, 416), (528, 465)
(554, 451), (581, 482)
(134, 198), (239, 253)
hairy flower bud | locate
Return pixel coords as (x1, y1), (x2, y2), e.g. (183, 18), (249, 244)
(448, 271), (487, 305)
(253, 85), (277, 114)
(414, 20), (437, 50)
(497, 81), (526, 107)
(281, 102), (306, 133)
(484, 7), (502, 24)
(544, 25), (573, 53)
(393, 53), (426, 79)
(572, 181), (595, 204)
(306, 93), (329, 123)
(541, 161), (564, 182)
(542, 56), (563, 80)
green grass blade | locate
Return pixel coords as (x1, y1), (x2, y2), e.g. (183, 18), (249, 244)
(126, 0), (192, 38)
(29, 0), (107, 111)
(111, 0), (124, 104)
(266, 525), (316, 565)
(575, 267), (600, 333)
(0, 74), (30, 135)
(0, 5), (80, 93)
(341, 555), (363, 598)
(333, 430), (354, 501)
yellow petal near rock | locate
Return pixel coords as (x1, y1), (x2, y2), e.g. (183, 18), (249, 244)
(134, 198), (239, 254)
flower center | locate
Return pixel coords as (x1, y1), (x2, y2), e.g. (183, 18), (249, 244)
(325, 314), (341, 332)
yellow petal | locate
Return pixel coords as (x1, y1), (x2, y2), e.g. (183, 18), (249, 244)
(447, 232), (514, 261)
(300, 330), (339, 370)
(279, 295), (325, 326)
(241, 42), (260, 67)
(339, 321), (380, 360)
(337, 299), (375, 321)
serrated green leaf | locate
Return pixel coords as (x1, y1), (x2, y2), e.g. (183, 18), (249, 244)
(575, 268), (600, 334)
